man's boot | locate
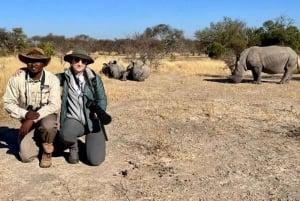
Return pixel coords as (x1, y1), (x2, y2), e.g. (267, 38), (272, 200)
(40, 143), (54, 168)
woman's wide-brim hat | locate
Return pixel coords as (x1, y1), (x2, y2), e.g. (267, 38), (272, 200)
(64, 48), (94, 65)
(18, 47), (51, 65)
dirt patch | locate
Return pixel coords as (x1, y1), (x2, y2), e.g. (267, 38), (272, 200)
(1, 73), (300, 201)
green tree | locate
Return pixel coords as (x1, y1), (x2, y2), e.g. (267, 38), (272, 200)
(7, 28), (27, 54)
(245, 27), (263, 47)
(285, 26), (300, 53)
(195, 17), (248, 58)
(0, 28), (9, 55)
(206, 42), (225, 58)
(259, 16), (300, 53)
(39, 42), (55, 57)
(144, 24), (184, 54)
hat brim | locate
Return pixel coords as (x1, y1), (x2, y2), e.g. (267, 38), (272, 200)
(64, 54), (94, 65)
(18, 54), (51, 66)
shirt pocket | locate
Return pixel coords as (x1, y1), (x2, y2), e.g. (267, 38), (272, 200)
(41, 85), (50, 105)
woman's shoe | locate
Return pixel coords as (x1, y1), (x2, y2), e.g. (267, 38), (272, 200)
(68, 143), (79, 164)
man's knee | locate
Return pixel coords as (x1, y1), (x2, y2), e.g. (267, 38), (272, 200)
(19, 152), (37, 163)
(19, 133), (39, 162)
(40, 118), (58, 132)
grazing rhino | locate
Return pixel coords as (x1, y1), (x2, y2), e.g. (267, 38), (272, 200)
(102, 60), (125, 79)
(121, 60), (151, 81)
(231, 46), (298, 84)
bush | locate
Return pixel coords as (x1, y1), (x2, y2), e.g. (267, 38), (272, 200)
(206, 42), (225, 59)
(39, 42), (55, 57)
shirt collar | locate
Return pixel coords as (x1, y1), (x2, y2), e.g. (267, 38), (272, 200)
(26, 71), (44, 83)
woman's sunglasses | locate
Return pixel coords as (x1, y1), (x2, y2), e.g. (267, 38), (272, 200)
(72, 57), (88, 64)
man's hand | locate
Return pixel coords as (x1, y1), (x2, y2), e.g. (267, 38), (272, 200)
(19, 119), (34, 136)
(25, 111), (40, 120)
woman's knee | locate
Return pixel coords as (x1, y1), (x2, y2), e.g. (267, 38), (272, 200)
(58, 133), (77, 145)
(86, 132), (106, 166)
(86, 142), (106, 166)
(88, 154), (105, 166)
(60, 119), (84, 143)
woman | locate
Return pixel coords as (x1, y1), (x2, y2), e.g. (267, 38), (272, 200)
(57, 49), (108, 166)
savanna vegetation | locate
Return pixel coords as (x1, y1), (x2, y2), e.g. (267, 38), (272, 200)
(1, 16), (300, 201)
(0, 15), (299, 114)
(0, 55), (229, 114)
(0, 16), (299, 64)
(0, 15), (299, 92)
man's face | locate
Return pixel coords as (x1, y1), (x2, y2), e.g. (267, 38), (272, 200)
(71, 57), (88, 74)
(27, 60), (45, 75)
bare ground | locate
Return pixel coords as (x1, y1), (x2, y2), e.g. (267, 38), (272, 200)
(0, 72), (300, 201)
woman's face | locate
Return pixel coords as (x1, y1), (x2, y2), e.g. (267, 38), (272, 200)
(71, 57), (88, 74)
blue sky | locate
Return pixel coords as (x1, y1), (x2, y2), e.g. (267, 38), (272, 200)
(1, 0), (299, 40)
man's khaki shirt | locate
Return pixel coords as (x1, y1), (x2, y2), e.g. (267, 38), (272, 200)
(3, 69), (61, 122)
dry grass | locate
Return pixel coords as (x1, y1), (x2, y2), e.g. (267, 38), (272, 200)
(1, 54), (300, 200)
(0, 55), (229, 110)
(159, 58), (230, 76)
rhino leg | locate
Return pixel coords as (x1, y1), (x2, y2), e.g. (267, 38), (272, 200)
(251, 67), (262, 84)
(120, 71), (128, 81)
(279, 68), (293, 84)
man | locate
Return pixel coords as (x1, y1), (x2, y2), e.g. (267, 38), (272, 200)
(3, 47), (61, 168)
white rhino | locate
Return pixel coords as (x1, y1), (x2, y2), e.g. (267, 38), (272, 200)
(121, 60), (151, 81)
(231, 46), (298, 84)
(102, 60), (125, 79)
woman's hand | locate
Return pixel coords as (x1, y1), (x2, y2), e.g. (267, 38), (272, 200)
(14, 68), (26, 76)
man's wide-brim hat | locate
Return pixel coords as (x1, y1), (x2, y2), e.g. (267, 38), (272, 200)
(64, 48), (94, 65)
(18, 47), (51, 65)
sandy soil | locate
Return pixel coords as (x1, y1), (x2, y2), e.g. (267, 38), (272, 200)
(0, 72), (300, 201)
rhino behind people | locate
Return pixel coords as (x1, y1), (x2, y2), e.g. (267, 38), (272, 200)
(102, 60), (125, 79)
(231, 46), (298, 84)
(121, 60), (151, 81)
